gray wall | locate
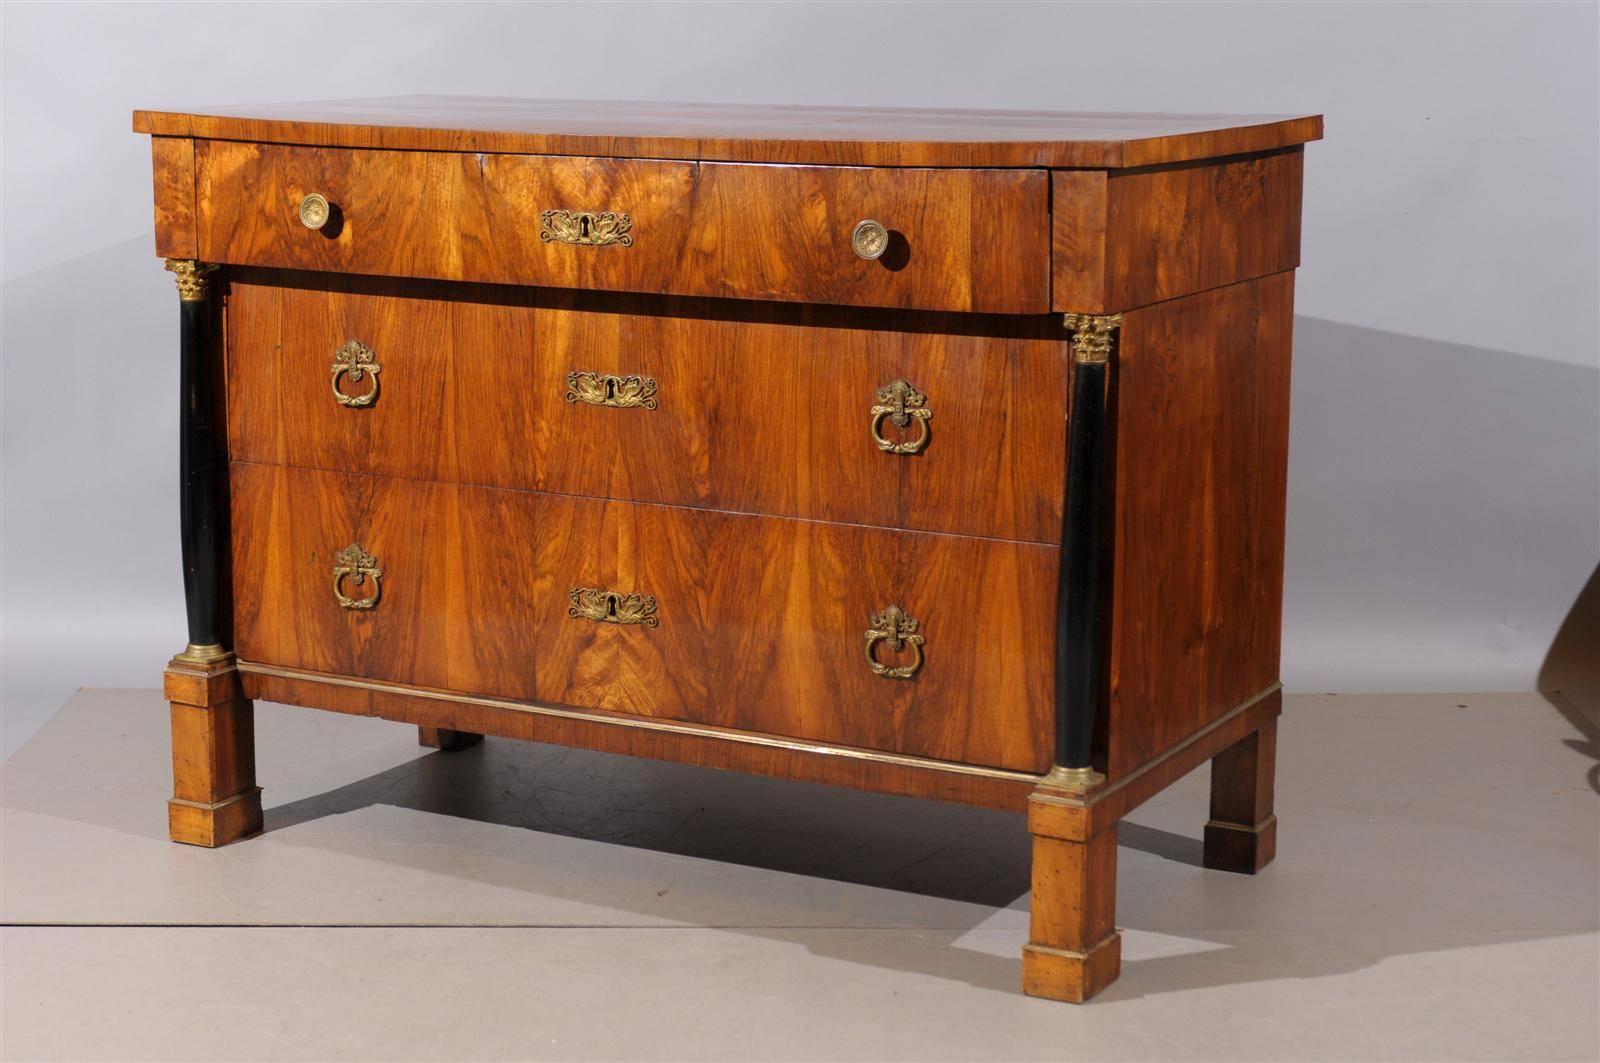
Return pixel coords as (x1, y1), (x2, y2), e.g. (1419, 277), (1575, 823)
(4, 2), (1597, 756)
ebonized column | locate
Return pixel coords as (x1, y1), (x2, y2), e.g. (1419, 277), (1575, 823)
(164, 259), (229, 664)
(1048, 313), (1120, 792)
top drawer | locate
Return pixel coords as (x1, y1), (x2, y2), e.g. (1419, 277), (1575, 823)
(194, 142), (1050, 314)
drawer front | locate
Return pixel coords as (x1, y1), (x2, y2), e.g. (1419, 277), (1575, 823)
(231, 463), (1055, 773)
(226, 278), (1069, 543)
(196, 141), (1050, 314)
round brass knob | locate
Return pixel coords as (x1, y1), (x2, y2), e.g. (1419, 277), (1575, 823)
(851, 219), (890, 261)
(299, 193), (331, 230)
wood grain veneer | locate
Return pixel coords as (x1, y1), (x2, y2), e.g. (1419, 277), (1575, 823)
(230, 462), (1057, 773)
(1105, 273), (1294, 779)
(136, 96), (1322, 169)
(224, 273), (1069, 543)
(195, 142), (1050, 313)
(150, 136), (197, 260)
(1052, 148), (1304, 312)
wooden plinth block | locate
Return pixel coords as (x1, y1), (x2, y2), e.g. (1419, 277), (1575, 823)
(169, 787), (263, 847)
(418, 726), (484, 751)
(1204, 718), (1278, 874)
(166, 650), (262, 847)
(1023, 784), (1120, 1003)
(1022, 934), (1122, 1004)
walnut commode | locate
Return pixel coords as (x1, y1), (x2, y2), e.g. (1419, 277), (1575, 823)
(137, 98), (1319, 1002)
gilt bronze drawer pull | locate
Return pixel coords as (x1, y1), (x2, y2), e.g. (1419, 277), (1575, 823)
(851, 219), (890, 260)
(331, 340), (381, 408)
(541, 209), (634, 247)
(568, 588), (659, 627)
(299, 193), (331, 230)
(870, 379), (931, 455)
(864, 604), (925, 679)
(332, 543), (382, 610)
(565, 371), (658, 410)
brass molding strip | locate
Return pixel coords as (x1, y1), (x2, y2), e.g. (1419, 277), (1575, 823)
(1020, 932), (1119, 962)
(235, 660), (1044, 785)
(168, 786), (262, 813)
(1035, 683), (1283, 811)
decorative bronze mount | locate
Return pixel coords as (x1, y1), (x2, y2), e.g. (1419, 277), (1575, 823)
(864, 604), (925, 679)
(1062, 313), (1122, 365)
(568, 588), (659, 627)
(541, 209), (634, 247)
(565, 371), (659, 410)
(299, 193), (332, 230)
(870, 379), (932, 455)
(332, 543), (382, 610)
(851, 219), (890, 260)
(164, 258), (218, 301)
(331, 340), (382, 408)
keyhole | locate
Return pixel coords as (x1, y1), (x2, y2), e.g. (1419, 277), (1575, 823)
(604, 593), (619, 619)
(579, 215), (593, 239)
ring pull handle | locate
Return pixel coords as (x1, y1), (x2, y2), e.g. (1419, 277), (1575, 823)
(869, 379), (931, 455)
(864, 605), (925, 679)
(541, 209), (633, 247)
(300, 193), (332, 230)
(331, 340), (381, 408)
(568, 588), (659, 627)
(332, 543), (382, 610)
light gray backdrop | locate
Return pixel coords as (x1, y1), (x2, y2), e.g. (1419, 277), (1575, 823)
(3, 1), (1597, 757)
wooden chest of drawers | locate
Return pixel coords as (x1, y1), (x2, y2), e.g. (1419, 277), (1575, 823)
(138, 98), (1320, 1002)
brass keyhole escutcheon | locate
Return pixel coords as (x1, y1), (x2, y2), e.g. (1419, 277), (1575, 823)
(568, 588), (659, 627)
(332, 543), (382, 610)
(851, 219), (890, 260)
(565, 371), (658, 410)
(331, 340), (381, 408)
(870, 379), (931, 455)
(864, 604), (925, 679)
(299, 193), (331, 230)
(541, 209), (634, 247)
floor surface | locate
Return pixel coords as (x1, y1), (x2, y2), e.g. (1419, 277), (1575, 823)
(2, 689), (1596, 1062)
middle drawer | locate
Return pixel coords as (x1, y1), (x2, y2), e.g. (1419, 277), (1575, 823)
(226, 276), (1069, 543)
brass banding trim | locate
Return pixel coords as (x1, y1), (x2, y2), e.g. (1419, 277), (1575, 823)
(234, 659), (1043, 784)
(168, 786), (262, 813)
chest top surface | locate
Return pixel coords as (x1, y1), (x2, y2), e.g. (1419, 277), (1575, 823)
(133, 95), (1322, 169)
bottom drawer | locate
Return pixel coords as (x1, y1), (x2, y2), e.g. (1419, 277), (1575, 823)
(231, 464), (1055, 772)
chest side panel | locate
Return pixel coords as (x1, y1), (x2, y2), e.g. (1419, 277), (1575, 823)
(1104, 272), (1295, 778)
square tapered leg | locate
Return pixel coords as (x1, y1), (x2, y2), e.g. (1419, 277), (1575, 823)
(164, 650), (262, 847)
(1204, 717), (1278, 873)
(1022, 788), (1120, 1003)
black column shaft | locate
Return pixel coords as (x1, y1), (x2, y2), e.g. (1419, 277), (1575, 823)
(1054, 356), (1109, 769)
(179, 293), (226, 648)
